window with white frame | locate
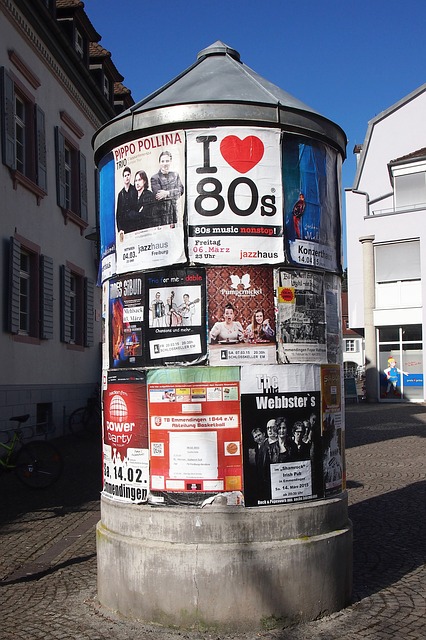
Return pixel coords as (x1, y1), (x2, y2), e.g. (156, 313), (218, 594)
(103, 74), (110, 100)
(345, 339), (357, 353)
(390, 161), (426, 211)
(375, 240), (421, 309)
(55, 127), (88, 223)
(75, 29), (84, 58)
(1, 68), (47, 195)
(8, 236), (53, 341)
(60, 264), (94, 347)
(394, 172), (426, 210)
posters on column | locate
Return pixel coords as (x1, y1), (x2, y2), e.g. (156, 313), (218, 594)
(147, 367), (242, 502)
(321, 364), (345, 496)
(187, 127), (284, 265)
(207, 266), (277, 366)
(283, 135), (341, 273)
(113, 131), (186, 273)
(102, 370), (149, 503)
(240, 364), (323, 507)
(275, 269), (327, 364)
(101, 280), (109, 370)
(109, 272), (146, 369)
(144, 268), (207, 366)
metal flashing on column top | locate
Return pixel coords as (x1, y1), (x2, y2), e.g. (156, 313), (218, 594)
(197, 41), (241, 61)
(93, 41), (347, 162)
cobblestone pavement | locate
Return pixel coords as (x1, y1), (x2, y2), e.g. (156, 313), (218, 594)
(1, 403), (425, 639)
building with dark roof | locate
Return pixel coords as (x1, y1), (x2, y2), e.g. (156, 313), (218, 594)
(0, 0), (133, 431)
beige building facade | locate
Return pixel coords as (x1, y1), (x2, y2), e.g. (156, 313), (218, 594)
(0, 0), (133, 431)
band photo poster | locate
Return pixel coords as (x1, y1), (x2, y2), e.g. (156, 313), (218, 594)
(240, 364), (323, 507)
(113, 130), (186, 273)
(102, 370), (149, 504)
(207, 266), (277, 366)
(144, 268), (207, 366)
(187, 127), (284, 265)
(283, 134), (341, 273)
(147, 367), (242, 502)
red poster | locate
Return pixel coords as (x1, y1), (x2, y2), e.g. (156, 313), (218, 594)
(147, 367), (242, 498)
(103, 370), (149, 503)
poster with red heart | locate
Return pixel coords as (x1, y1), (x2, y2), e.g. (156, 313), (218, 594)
(186, 127), (284, 265)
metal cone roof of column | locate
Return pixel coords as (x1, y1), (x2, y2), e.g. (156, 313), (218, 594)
(93, 41), (346, 162)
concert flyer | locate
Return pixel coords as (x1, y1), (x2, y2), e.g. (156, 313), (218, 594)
(102, 370), (149, 504)
(207, 266), (277, 366)
(275, 269), (327, 364)
(113, 130), (186, 273)
(283, 134), (341, 273)
(240, 364), (323, 507)
(144, 268), (207, 366)
(108, 272), (146, 369)
(187, 127), (284, 265)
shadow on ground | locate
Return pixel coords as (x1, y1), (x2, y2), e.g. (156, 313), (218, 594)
(349, 479), (426, 601)
(0, 433), (102, 524)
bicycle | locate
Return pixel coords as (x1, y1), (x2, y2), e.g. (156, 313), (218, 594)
(0, 414), (63, 489)
(68, 390), (101, 438)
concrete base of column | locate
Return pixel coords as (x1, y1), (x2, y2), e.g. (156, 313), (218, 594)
(97, 494), (352, 632)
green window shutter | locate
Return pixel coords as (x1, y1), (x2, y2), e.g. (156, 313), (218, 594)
(8, 237), (20, 334)
(55, 126), (66, 208)
(40, 255), (53, 339)
(1, 67), (16, 170)
(35, 105), (47, 192)
(60, 264), (72, 343)
(79, 151), (88, 220)
(84, 277), (94, 347)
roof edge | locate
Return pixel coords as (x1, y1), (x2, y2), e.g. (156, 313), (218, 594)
(351, 82), (426, 190)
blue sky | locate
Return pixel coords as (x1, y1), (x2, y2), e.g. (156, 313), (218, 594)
(84, 0), (426, 262)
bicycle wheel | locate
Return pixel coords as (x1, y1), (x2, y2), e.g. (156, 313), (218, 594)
(83, 404), (101, 437)
(14, 441), (63, 489)
(68, 407), (86, 436)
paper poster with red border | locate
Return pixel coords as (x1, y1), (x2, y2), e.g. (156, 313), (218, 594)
(187, 127), (284, 265)
(113, 130), (186, 274)
(321, 364), (345, 496)
(102, 370), (149, 503)
(147, 367), (242, 501)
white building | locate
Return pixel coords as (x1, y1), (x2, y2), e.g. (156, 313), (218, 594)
(0, 0), (133, 431)
(341, 291), (365, 379)
(345, 84), (426, 402)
